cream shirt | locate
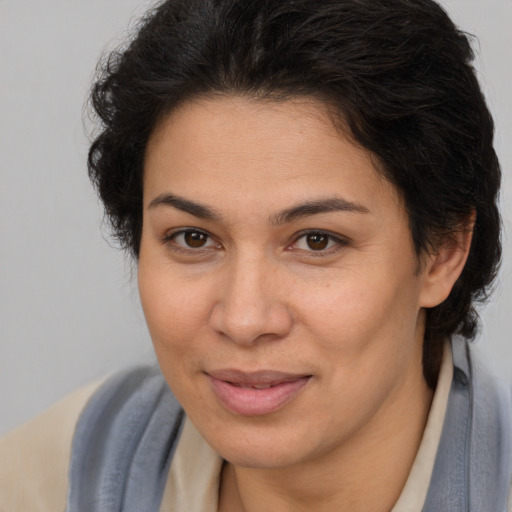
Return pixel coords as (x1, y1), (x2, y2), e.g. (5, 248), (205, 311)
(0, 347), (453, 512)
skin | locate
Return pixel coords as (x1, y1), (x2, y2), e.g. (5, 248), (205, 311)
(138, 96), (471, 511)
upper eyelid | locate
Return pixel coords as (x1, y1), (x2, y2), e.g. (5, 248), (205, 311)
(162, 227), (219, 247)
(293, 229), (349, 244)
(286, 231), (349, 258)
(163, 227), (210, 239)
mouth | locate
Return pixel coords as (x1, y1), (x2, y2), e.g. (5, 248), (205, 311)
(230, 382), (276, 390)
(206, 369), (312, 416)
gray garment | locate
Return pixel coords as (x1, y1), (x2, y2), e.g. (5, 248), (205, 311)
(66, 338), (512, 512)
(66, 367), (184, 512)
(423, 337), (512, 511)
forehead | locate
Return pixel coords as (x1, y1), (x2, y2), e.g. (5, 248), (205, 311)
(143, 95), (402, 218)
(147, 95), (349, 163)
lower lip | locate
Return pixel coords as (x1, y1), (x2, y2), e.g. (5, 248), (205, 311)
(208, 375), (311, 416)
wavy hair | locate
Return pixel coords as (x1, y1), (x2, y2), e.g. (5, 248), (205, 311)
(88, 0), (501, 387)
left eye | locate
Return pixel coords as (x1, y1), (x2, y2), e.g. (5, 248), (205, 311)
(293, 232), (344, 251)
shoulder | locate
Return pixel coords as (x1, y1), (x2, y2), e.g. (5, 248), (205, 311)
(0, 366), (179, 512)
(66, 366), (184, 511)
(424, 338), (512, 510)
(0, 378), (105, 512)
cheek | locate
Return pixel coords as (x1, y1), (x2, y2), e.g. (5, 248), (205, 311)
(137, 266), (216, 414)
(138, 264), (211, 355)
(296, 265), (423, 368)
(138, 265), (226, 428)
(295, 275), (424, 424)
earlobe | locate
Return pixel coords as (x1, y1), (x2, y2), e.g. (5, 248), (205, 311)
(419, 214), (475, 308)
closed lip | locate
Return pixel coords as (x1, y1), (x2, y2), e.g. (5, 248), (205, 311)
(205, 369), (312, 388)
(206, 369), (312, 416)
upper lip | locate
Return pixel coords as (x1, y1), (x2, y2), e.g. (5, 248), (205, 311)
(206, 369), (311, 387)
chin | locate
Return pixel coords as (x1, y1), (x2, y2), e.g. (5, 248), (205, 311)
(197, 416), (325, 470)
(220, 444), (307, 470)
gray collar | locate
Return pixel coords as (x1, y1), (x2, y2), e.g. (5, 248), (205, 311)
(66, 367), (185, 512)
(423, 336), (512, 511)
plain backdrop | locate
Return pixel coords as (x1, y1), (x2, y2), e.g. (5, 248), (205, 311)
(1, 0), (511, 435)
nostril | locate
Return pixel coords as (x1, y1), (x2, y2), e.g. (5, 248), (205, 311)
(209, 297), (293, 346)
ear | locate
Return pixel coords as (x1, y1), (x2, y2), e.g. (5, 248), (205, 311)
(418, 213), (475, 308)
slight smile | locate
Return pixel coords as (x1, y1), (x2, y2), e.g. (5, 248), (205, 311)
(206, 370), (312, 417)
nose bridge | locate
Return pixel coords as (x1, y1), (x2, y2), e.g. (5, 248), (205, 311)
(210, 248), (292, 345)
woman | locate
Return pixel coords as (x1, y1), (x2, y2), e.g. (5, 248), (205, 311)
(1, 0), (510, 510)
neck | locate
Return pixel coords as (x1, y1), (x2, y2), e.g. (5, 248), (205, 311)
(218, 361), (433, 512)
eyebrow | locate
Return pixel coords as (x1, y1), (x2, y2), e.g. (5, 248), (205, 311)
(271, 197), (370, 224)
(148, 193), (370, 224)
(148, 193), (222, 221)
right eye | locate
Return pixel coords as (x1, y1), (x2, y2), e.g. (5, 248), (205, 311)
(164, 229), (220, 251)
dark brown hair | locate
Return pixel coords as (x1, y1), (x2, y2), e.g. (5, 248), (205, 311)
(88, 0), (501, 387)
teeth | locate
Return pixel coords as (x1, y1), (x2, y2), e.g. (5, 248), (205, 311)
(228, 381), (274, 389)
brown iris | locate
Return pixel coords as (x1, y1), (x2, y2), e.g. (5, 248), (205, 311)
(306, 233), (329, 250)
(184, 231), (208, 248)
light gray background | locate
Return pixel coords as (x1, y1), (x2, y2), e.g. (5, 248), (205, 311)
(1, 0), (511, 435)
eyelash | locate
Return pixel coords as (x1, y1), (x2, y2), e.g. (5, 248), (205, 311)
(162, 229), (220, 253)
(290, 230), (349, 256)
(162, 228), (349, 256)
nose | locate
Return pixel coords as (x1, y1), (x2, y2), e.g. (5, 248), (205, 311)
(209, 254), (294, 346)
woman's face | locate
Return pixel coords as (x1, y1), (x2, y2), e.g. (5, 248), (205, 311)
(138, 96), (434, 469)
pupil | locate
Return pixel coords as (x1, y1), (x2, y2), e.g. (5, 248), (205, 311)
(307, 233), (328, 250)
(185, 231), (206, 248)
